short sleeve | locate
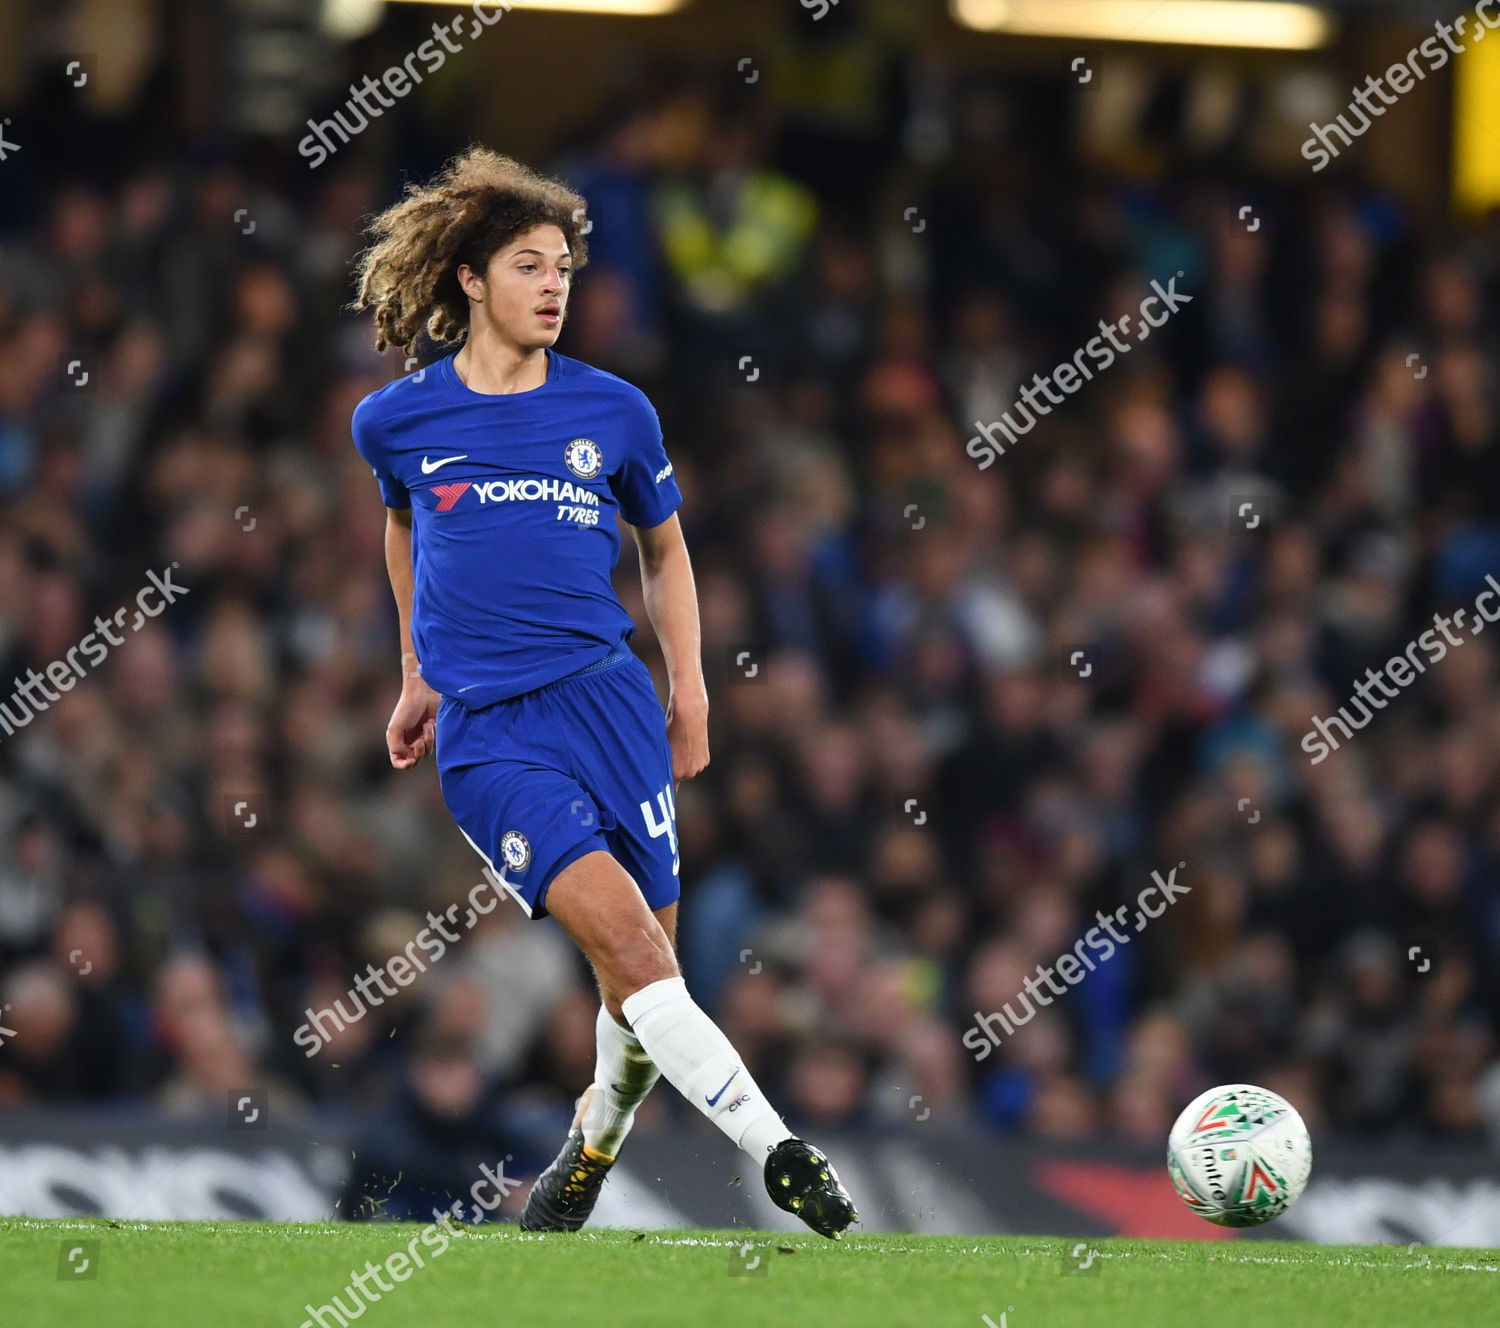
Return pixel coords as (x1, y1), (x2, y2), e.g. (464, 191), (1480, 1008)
(351, 394), (410, 510)
(611, 390), (682, 529)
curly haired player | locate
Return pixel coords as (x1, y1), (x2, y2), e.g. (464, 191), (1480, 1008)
(349, 147), (856, 1238)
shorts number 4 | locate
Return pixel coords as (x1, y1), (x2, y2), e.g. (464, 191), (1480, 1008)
(640, 784), (679, 876)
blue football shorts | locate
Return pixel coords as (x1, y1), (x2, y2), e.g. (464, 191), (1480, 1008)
(435, 643), (680, 920)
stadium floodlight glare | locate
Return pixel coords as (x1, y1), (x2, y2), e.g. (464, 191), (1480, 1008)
(950, 0), (1334, 50)
(387, 0), (689, 14)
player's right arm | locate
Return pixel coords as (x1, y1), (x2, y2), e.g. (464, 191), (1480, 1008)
(383, 505), (441, 769)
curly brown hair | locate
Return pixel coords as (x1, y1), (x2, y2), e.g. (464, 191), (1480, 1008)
(351, 146), (590, 355)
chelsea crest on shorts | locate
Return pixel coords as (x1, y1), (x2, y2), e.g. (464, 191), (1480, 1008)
(500, 828), (532, 873)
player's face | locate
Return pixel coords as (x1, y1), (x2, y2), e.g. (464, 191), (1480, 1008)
(480, 224), (572, 350)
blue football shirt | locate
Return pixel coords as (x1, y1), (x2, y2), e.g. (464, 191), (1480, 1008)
(351, 349), (683, 708)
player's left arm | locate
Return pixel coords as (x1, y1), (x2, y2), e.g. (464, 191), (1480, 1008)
(628, 513), (709, 783)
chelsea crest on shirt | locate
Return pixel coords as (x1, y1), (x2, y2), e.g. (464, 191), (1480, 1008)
(564, 437), (603, 479)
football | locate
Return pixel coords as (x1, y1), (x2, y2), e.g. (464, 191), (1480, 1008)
(1167, 1084), (1313, 1227)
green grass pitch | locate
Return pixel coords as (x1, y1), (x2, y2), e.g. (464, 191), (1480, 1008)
(3, 1219), (1496, 1328)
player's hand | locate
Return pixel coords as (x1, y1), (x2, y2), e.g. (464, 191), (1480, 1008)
(387, 676), (441, 769)
(665, 686), (709, 783)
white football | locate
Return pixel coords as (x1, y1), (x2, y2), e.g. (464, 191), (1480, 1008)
(1167, 1083), (1312, 1227)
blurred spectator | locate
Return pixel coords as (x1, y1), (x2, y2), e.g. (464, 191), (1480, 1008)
(0, 22), (1497, 1162)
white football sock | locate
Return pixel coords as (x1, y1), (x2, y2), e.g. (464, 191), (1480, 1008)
(580, 1004), (661, 1159)
(619, 975), (794, 1162)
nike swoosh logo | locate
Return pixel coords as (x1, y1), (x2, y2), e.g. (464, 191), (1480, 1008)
(706, 1068), (740, 1107)
(421, 454), (468, 474)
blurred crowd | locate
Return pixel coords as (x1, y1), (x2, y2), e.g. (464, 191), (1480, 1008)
(5, 6), (1500, 1198)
